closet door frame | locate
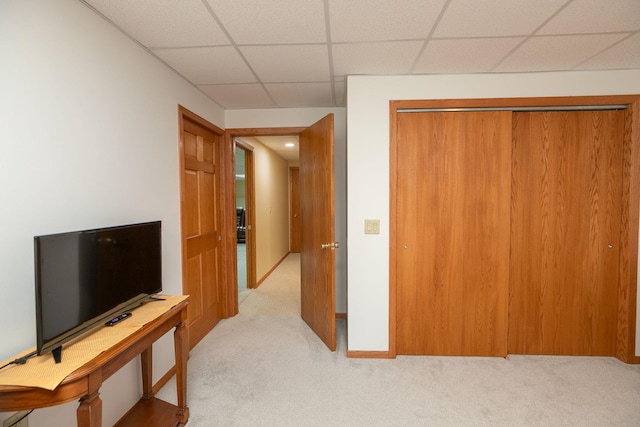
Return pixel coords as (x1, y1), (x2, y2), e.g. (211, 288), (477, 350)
(389, 95), (640, 363)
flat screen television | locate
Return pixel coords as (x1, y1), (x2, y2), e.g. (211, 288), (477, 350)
(34, 221), (162, 363)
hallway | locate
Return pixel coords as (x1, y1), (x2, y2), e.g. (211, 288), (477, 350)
(237, 243), (250, 304)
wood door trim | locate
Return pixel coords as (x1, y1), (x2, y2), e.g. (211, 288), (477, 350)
(227, 127), (306, 137)
(389, 95), (640, 363)
(619, 98), (640, 363)
(235, 137), (255, 152)
(392, 95), (640, 111)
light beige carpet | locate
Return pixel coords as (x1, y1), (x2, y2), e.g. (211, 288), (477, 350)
(157, 254), (640, 426)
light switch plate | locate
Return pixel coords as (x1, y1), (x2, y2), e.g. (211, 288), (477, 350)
(364, 219), (380, 234)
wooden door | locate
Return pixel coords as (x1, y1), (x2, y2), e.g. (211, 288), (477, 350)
(509, 110), (624, 355)
(180, 113), (224, 349)
(299, 115), (336, 350)
(235, 139), (257, 290)
(290, 167), (301, 253)
(395, 111), (512, 356)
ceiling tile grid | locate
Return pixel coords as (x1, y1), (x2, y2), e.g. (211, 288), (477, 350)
(239, 44), (331, 83)
(494, 33), (631, 72)
(433, 0), (569, 38)
(413, 37), (525, 74)
(206, 0), (327, 44)
(153, 46), (257, 84)
(328, 0), (447, 42)
(84, 0), (230, 47)
(82, 0), (640, 109)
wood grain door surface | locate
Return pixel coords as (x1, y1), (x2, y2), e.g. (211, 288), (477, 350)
(509, 110), (624, 355)
(290, 167), (301, 253)
(395, 111), (512, 356)
(299, 114), (336, 351)
(181, 117), (224, 349)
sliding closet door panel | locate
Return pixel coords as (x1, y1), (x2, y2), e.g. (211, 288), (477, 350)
(509, 111), (623, 355)
(396, 111), (512, 356)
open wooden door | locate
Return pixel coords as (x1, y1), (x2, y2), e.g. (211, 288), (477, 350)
(299, 114), (336, 351)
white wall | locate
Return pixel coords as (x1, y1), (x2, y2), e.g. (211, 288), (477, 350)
(226, 108), (348, 313)
(346, 71), (640, 353)
(0, 0), (224, 425)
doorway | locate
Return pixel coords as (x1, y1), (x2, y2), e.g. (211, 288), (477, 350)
(235, 139), (256, 305)
(231, 132), (300, 295)
(225, 118), (337, 351)
(235, 145), (248, 303)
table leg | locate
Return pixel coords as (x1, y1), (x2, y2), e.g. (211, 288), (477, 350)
(174, 315), (189, 425)
(77, 371), (103, 427)
(141, 347), (153, 400)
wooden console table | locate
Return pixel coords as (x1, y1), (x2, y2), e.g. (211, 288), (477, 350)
(0, 296), (189, 427)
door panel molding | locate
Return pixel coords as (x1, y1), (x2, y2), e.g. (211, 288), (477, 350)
(178, 105), (229, 349)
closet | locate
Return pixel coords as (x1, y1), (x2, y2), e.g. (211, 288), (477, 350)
(390, 96), (640, 363)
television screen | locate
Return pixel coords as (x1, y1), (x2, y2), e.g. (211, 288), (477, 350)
(34, 221), (162, 361)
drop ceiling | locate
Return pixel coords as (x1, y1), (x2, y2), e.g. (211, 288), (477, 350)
(81, 0), (640, 110)
(239, 135), (300, 162)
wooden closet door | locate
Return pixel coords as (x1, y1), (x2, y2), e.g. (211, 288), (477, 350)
(396, 111), (512, 356)
(509, 110), (624, 355)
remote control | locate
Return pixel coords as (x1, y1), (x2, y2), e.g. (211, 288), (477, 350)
(105, 312), (132, 326)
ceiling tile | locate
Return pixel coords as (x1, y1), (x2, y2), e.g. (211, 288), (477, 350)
(199, 83), (275, 109)
(334, 80), (346, 107)
(538, 0), (640, 34)
(494, 34), (629, 72)
(240, 45), (330, 83)
(153, 46), (256, 84)
(332, 41), (424, 77)
(264, 82), (334, 107)
(80, 0), (640, 110)
(328, 0), (447, 42)
(434, 0), (567, 37)
(85, 0), (229, 47)
(577, 33), (640, 70)
(206, 0), (326, 44)
(414, 37), (524, 74)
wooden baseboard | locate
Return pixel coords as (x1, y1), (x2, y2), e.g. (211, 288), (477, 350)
(256, 252), (290, 288)
(624, 355), (640, 364)
(347, 350), (395, 359)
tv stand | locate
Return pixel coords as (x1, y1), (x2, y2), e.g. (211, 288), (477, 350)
(52, 346), (62, 364)
(0, 296), (189, 427)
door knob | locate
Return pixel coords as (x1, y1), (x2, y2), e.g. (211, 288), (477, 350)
(321, 242), (340, 250)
